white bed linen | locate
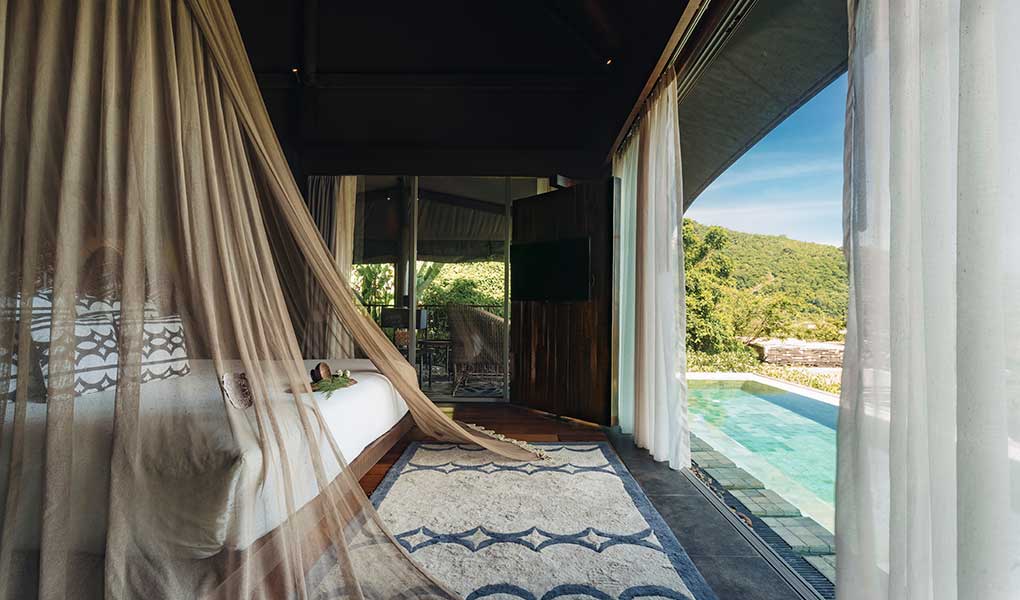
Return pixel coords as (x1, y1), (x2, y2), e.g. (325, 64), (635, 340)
(0, 359), (408, 557)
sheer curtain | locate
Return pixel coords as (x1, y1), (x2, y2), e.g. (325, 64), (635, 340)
(838, 2), (1020, 599)
(307, 175), (358, 358)
(613, 133), (640, 435)
(616, 74), (690, 470)
(329, 176), (358, 358)
(0, 1), (537, 598)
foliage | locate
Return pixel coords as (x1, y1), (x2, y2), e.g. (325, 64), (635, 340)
(353, 261), (505, 338)
(311, 374), (357, 399)
(752, 365), (842, 395)
(688, 220), (848, 330)
(351, 263), (394, 306)
(686, 349), (760, 372)
(684, 219), (847, 347)
(683, 221), (739, 353)
(419, 261), (505, 309)
(722, 288), (798, 342)
(353, 261), (499, 307)
(415, 262), (445, 299)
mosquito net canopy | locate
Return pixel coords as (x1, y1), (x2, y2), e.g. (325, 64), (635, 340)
(0, 0), (537, 598)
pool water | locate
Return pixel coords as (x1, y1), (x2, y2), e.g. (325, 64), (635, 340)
(688, 380), (837, 527)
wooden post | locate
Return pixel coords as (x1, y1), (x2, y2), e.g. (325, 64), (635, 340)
(502, 177), (512, 401)
(407, 176), (419, 370)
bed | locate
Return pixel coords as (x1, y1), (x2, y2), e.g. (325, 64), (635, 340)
(0, 358), (410, 559)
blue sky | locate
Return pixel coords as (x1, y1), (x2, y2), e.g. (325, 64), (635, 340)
(686, 74), (847, 247)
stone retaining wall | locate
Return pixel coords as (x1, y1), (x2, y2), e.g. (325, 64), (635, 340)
(750, 339), (844, 367)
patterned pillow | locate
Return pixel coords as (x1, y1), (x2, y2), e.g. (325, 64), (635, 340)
(18, 290), (191, 397)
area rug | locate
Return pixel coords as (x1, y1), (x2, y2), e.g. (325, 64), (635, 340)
(369, 442), (718, 600)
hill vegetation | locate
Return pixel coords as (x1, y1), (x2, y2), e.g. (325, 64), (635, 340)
(699, 222), (846, 323)
(685, 219), (847, 353)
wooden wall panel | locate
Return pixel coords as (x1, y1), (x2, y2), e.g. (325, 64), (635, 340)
(510, 179), (614, 425)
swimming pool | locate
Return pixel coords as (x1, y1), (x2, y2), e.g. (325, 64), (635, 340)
(687, 378), (837, 532)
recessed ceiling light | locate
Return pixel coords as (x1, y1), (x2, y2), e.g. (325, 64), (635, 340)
(291, 67), (299, 73)
(605, 58), (613, 65)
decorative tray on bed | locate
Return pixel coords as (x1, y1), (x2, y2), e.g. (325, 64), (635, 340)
(309, 361), (357, 398)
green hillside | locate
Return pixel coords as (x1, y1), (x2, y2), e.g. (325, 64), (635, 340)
(684, 219), (847, 352)
(690, 221), (847, 320)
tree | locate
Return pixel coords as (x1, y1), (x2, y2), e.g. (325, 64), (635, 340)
(351, 263), (394, 306)
(684, 219), (848, 345)
(419, 262), (504, 313)
(725, 287), (798, 342)
(683, 220), (739, 353)
(414, 262), (444, 300)
(351, 260), (503, 308)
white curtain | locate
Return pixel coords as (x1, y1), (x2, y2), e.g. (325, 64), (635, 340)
(838, 2), (1020, 599)
(308, 175), (358, 358)
(616, 75), (690, 470)
(330, 176), (357, 359)
(613, 132), (640, 435)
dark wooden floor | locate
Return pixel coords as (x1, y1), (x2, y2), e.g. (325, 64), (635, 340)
(358, 403), (606, 495)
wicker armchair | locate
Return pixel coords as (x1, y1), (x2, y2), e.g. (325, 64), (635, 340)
(446, 304), (505, 395)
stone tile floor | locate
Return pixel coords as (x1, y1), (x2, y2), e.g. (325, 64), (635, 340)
(761, 517), (836, 554)
(704, 466), (765, 490)
(691, 436), (714, 452)
(729, 489), (802, 518)
(689, 433), (836, 598)
(690, 450), (736, 468)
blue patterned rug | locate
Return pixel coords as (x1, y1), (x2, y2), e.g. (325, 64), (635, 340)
(371, 442), (717, 600)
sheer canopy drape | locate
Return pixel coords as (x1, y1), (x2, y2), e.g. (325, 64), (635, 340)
(0, 1), (536, 598)
(838, 1), (1020, 598)
(615, 75), (690, 470)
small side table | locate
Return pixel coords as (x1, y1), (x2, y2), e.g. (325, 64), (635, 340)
(417, 339), (451, 389)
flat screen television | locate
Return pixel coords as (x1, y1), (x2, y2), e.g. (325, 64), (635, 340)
(510, 237), (591, 302)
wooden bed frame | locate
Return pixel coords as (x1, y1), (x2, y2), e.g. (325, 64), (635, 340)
(347, 412), (414, 482)
(209, 411), (416, 597)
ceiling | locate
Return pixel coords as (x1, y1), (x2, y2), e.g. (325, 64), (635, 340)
(230, 1), (849, 200)
(230, 0), (692, 179)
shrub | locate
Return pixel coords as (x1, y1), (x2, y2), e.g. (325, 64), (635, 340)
(686, 348), (759, 372)
(752, 364), (841, 395)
